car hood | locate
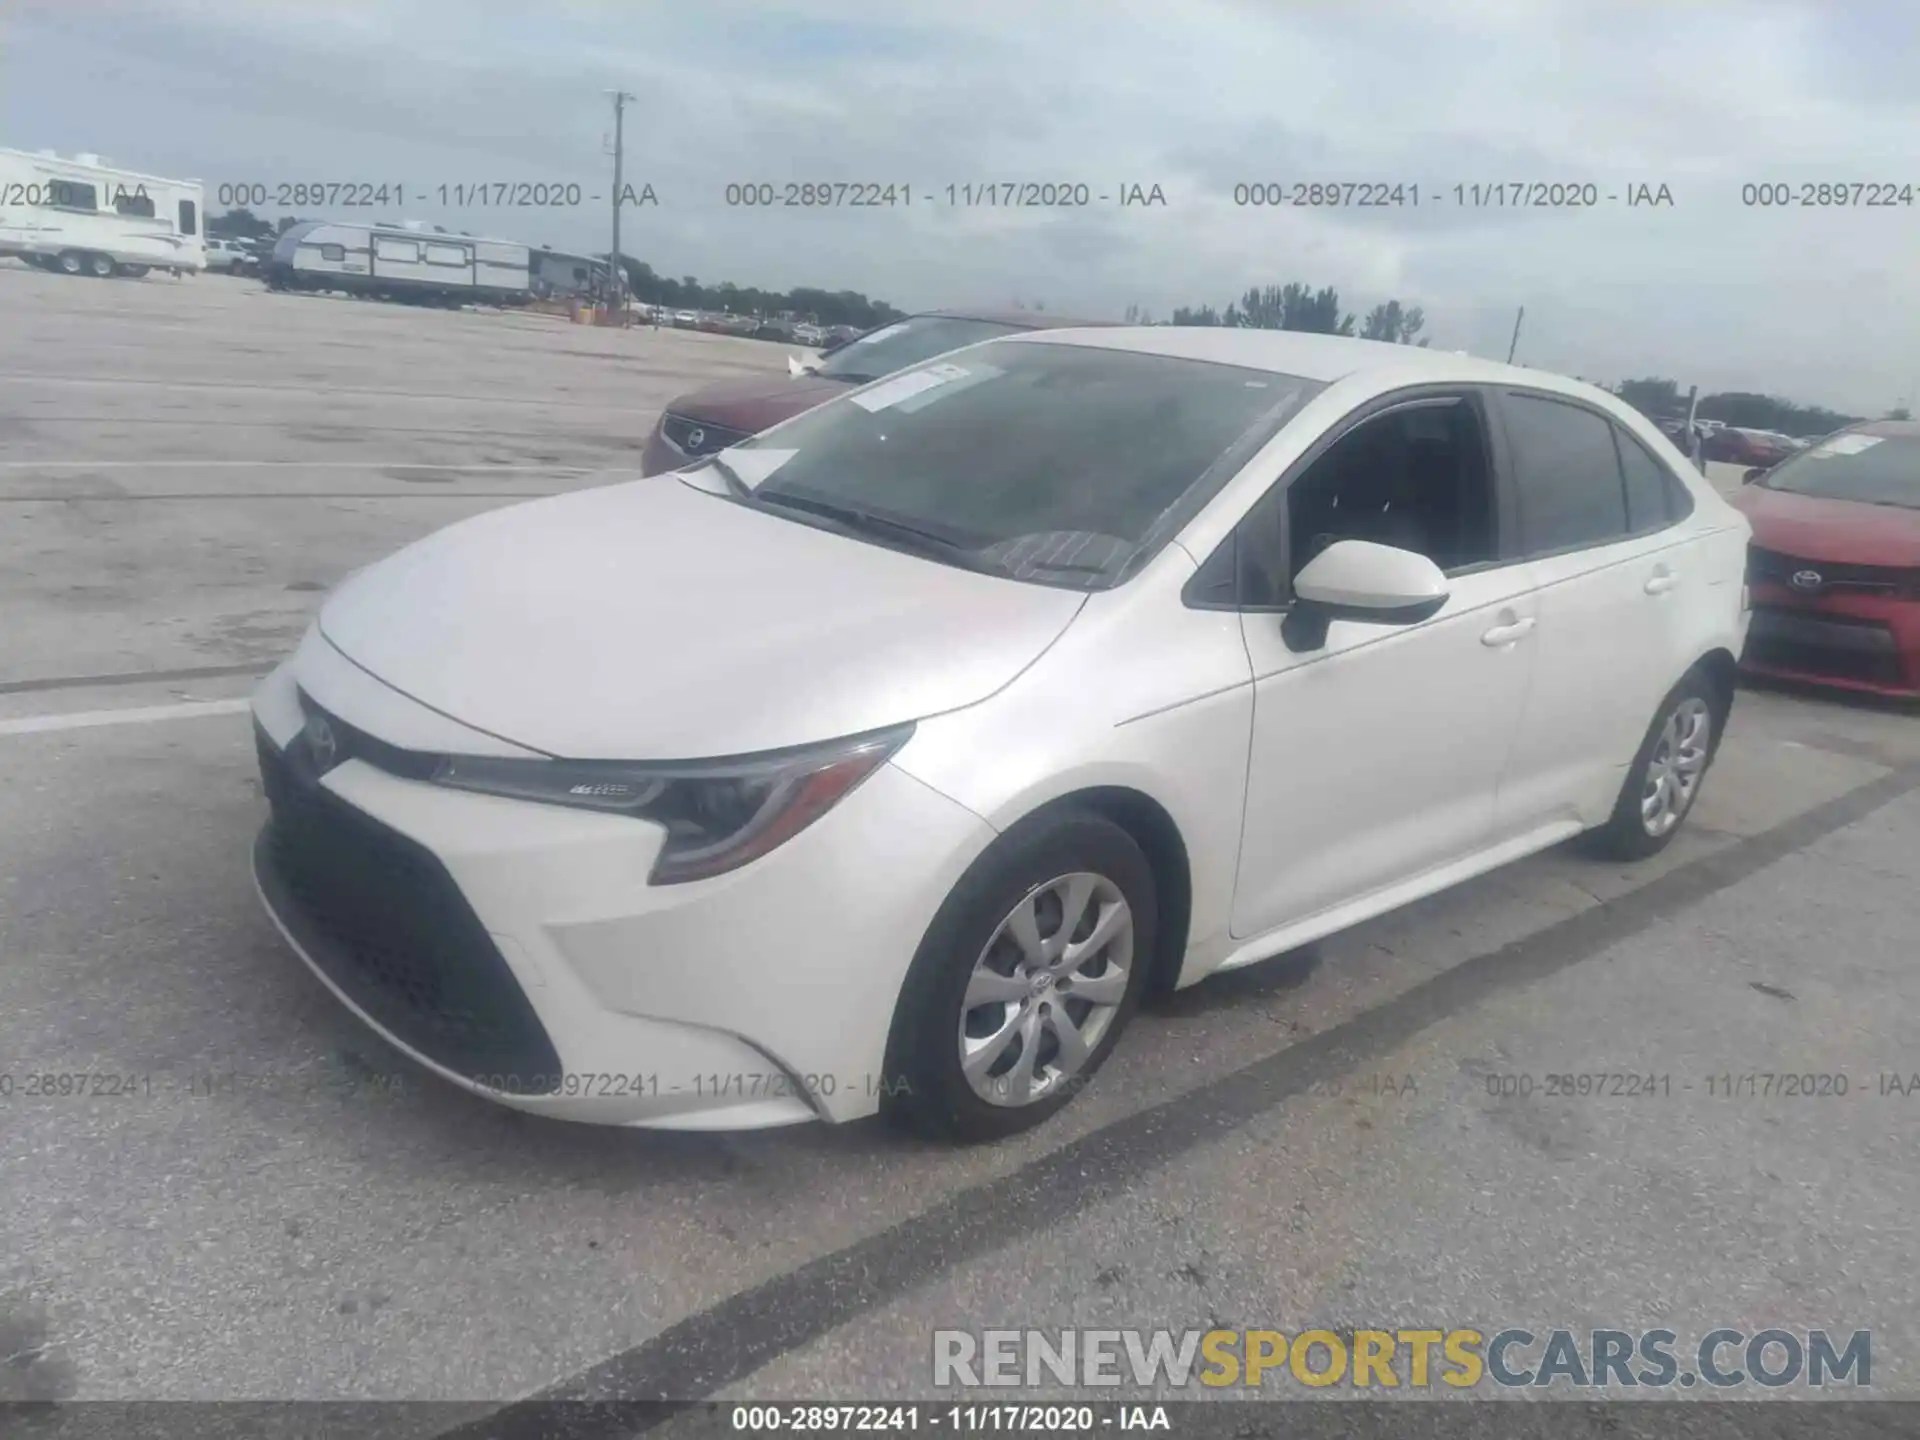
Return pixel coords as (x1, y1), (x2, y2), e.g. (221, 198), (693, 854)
(1731, 484), (1920, 566)
(666, 372), (850, 433)
(317, 477), (1085, 760)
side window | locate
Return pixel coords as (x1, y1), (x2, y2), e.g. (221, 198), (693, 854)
(49, 179), (99, 210)
(1230, 395), (1500, 607)
(176, 199), (197, 235)
(1615, 428), (1674, 532)
(114, 190), (156, 218)
(1503, 393), (1628, 555)
(319, 244), (346, 262)
(375, 237), (418, 262)
(425, 243), (469, 266)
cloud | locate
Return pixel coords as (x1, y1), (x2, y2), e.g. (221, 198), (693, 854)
(4, 0), (1915, 410)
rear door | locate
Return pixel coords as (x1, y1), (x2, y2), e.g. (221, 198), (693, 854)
(1489, 389), (1705, 832)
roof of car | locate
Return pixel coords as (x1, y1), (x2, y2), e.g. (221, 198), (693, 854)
(1854, 419), (1920, 439)
(924, 308), (1115, 330)
(1005, 324), (1594, 392)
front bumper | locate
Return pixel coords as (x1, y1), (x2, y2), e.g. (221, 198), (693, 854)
(248, 646), (995, 1128)
(1740, 588), (1920, 698)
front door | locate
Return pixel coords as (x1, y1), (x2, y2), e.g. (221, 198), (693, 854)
(1226, 391), (1541, 940)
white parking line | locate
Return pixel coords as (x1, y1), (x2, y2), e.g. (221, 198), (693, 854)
(0, 698), (251, 737)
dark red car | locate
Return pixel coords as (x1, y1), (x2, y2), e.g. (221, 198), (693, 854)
(1705, 425), (1796, 468)
(1730, 420), (1920, 698)
(640, 309), (1106, 476)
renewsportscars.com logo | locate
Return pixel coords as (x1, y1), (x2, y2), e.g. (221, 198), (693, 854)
(932, 1327), (1872, 1391)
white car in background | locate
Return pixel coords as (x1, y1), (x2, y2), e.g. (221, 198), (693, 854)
(249, 328), (1751, 1142)
(203, 236), (249, 272)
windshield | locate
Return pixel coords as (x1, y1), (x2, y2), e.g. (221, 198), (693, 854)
(693, 339), (1324, 588)
(1758, 432), (1920, 509)
(813, 316), (1025, 383)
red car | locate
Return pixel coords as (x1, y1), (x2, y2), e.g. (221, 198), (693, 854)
(640, 309), (1106, 476)
(1730, 420), (1920, 698)
(1704, 425), (1796, 468)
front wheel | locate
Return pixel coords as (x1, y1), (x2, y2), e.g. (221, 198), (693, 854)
(882, 810), (1157, 1142)
(1586, 671), (1723, 861)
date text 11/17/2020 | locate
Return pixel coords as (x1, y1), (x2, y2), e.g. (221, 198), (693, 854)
(212, 182), (659, 209)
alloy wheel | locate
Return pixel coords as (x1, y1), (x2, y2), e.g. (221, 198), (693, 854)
(958, 872), (1133, 1107)
(1640, 696), (1712, 837)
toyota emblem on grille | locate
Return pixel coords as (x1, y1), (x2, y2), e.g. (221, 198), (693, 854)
(1790, 569), (1824, 592)
(685, 426), (706, 452)
(303, 712), (339, 772)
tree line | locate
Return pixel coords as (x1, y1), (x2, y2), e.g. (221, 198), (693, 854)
(205, 211), (1899, 426)
(1610, 377), (1908, 438)
(1160, 283), (1429, 345)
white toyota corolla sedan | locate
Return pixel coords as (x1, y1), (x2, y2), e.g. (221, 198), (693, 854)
(249, 328), (1751, 1141)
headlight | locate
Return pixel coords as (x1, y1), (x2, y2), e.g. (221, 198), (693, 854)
(428, 725), (912, 885)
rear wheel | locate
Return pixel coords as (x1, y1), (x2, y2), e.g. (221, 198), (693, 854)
(85, 252), (115, 278)
(56, 250), (86, 275)
(1586, 670), (1723, 861)
(883, 809), (1156, 1142)
(116, 262), (150, 278)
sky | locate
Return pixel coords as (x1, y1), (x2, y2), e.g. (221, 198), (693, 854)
(3, 0), (1916, 414)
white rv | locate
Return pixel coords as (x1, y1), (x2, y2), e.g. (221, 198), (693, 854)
(0, 148), (205, 277)
(265, 220), (531, 306)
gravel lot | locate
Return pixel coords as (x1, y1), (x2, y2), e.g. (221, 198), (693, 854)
(2, 265), (1916, 1430)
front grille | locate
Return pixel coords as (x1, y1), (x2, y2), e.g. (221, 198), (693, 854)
(661, 413), (748, 457)
(1747, 546), (1918, 598)
(255, 729), (563, 1094)
(1745, 610), (1907, 687)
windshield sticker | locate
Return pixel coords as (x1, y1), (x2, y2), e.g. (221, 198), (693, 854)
(1809, 434), (1884, 458)
(849, 361), (973, 413)
(711, 447), (796, 487)
(848, 322), (908, 347)
(892, 362), (1002, 414)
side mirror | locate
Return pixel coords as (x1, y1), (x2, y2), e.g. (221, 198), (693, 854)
(1283, 540), (1450, 652)
(787, 353), (822, 377)
(1742, 466), (1766, 484)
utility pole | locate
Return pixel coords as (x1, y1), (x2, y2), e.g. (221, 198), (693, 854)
(607, 90), (635, 318)
(1505, 305), (1525, 364)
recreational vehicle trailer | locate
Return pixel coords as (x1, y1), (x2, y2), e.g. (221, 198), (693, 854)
(0, 148), (205, 277)
(265, 220), (532, 306)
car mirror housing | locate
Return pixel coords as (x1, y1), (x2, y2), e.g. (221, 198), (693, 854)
(1743, 466), (1767, 484)
(1283, 540), (1450, 651)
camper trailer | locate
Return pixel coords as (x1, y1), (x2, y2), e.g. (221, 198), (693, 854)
(0, 148), (205, 277)
(264, 220), (531, 306)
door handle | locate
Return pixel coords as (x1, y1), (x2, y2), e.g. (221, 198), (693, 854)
(1481, 617), (1536, 647)
(1645, 571), (1677, 595)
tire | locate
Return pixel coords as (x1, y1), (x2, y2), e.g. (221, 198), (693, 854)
(56, 250), (86, 275)
(882, 808), (1157, 1142)
(1585, 668), (1725, 861)
(86, 252), (115, 278)
(116, 263), (150, 278)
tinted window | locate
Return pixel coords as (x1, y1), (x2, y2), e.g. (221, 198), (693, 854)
(1504, 393), (1628, 553)
(1758, 433), (1920, 510)
(176, 199), (196, 234)
(49, 179), (98, 210)
(814, 316), (1022, 383)
(695, 341), (1323, 588)
(1615, 429), (1678, 531)
(114, 190), (155, 218)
